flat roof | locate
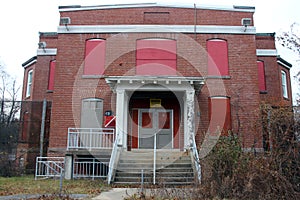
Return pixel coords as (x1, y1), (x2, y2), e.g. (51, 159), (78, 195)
(59, 2), (255, 13)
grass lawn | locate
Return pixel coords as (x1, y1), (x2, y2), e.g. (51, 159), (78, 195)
(0, 175), (110, 197)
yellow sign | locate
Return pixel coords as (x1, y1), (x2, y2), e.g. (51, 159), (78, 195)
(150, 99), (161, 108)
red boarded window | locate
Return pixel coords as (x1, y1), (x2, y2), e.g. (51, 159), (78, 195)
(207, 39), (229, 76)
(84, 39), (106, 75)
(48, 60), (56, 91)
(257, 60), (266, 92)
(136, 39), (176, 75)
(208, 96), (231, 135)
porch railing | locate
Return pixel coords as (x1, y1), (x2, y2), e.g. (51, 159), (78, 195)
(67, 128), (115, 150)
(73, 158), (109, 180)
(107, 133), (121, 184)
(191, 135), (202, 183)
(35, 157), (65, 180)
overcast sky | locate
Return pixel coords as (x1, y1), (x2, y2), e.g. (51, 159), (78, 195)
(0, 0), (300, 102)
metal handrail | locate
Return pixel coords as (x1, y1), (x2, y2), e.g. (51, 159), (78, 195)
(107, 132), (121, 184)
(35, 157), (65, 180)
(191, 135), (202, 183)
(153, 133), (157, 184)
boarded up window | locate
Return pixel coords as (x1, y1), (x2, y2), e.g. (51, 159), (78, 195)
(136, 39), (176, 75)
(144, 12), (170, 24)
(208, 96), (231, 135)
(207, 39), (229, 76)
(48, 60), (56, 91)
(84, 39), (106, 75)
(81, 98), (103, 128)
(257, 60), (266, 92)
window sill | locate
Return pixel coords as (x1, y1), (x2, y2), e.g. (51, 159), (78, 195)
(206, 75), (231, 79)
(259, 91), (267, 94)
(47, 90), (53, 93)
(82, 75), (105, 79)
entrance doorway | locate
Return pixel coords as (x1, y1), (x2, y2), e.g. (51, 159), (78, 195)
(138, 109), (173, 149)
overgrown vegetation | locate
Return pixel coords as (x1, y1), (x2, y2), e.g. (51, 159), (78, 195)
(126, 104), (300, 200)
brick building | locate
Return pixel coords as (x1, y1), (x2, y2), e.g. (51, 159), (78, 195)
(20, 3), (292, 184)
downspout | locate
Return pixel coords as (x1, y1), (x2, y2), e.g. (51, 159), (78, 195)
(40, 99), (47, 157)
(194, 3), (197, 40)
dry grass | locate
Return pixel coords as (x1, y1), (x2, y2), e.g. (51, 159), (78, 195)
(0, 175), (110, 197)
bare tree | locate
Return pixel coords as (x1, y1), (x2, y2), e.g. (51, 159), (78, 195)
(0, 63), (20, 125)
(0, 60), (21, 176)
(277, 22), (300, 55)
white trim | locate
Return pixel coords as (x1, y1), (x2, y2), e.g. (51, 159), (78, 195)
(58, 25), (256, 35)
(59, 3), (255, 13)
(37, 48), (57, 56)
(23, 60), (36, 68)
(256, 49), (277, 56)
(277, 60), (292, 69)
(26, 69), (33, 98)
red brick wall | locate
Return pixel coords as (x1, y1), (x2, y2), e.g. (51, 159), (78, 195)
(256, 35), (293, 106)
(40, 6), (288, 154)
(60, 7), (253, 26)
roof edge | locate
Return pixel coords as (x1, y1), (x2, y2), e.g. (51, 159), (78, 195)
(39, 32), (58, 37)
(256, 32), (276, 37)
(58, 2), (255, 13)
(22, 56), (37, 68)
(277, 55), (292, 69)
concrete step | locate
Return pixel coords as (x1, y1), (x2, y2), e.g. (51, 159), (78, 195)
(113, 150), (195, 185)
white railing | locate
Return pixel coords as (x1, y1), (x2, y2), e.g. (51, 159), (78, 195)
(35, 157), (65, 180)
(107, 133), (121, 184)
(67, 128), (115, 150)
(153, 133), (157, 184)
(73, 158), (109, 180)
(191, 136), (202, 183)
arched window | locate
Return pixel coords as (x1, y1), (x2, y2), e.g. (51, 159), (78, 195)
(207, 39), (229, 76)
(26, 69), (33, 97)
(136, 38), (176, 75)
(84, 39), (106, 75)
(281, 70), (288, 98)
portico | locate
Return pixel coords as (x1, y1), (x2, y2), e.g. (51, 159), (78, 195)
(105, 76), (205, 151)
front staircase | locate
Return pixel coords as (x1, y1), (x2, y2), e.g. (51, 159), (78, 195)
(113, 150), (195, 185)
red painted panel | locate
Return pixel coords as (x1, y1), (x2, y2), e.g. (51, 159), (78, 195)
(131, 110), (138, 148)
(137, 39), (176, 56)
(136, 59), (176, 75)
(257, 61), (266, 91)
(84, 39), (106, 75)
(158, 112), (170, 129)
(207, 39), (229, 76)
(48, 60), (56, 91)
(136, 39), (176, 75)
(208, 97), (231, 135)
(142, 112), (153, 128)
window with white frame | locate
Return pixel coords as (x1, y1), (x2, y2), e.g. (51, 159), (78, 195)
(26, 70), (33, 97)
(281, 70), (288, 98)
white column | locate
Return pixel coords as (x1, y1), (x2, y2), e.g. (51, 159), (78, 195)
(64, 154), (73, 180)
(116, 89), (126, 147)
(184, 90), (195, 149)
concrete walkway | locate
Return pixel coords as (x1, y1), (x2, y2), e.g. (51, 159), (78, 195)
(92, 188), (141, 200)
